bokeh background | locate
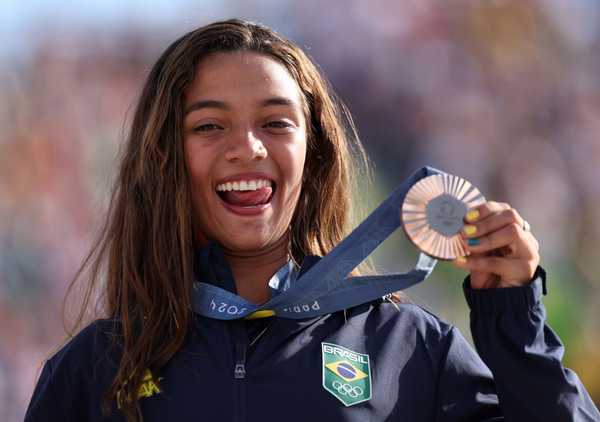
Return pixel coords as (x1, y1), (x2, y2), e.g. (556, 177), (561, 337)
(2, 0), (599, 419)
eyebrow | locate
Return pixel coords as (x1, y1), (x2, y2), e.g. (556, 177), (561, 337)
(184, 100), (228, 115)
(260, 97), (296, 108)
(184, 96), (298, 116)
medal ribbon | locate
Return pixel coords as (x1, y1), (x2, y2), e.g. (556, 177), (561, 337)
(191, 166), (442, 320)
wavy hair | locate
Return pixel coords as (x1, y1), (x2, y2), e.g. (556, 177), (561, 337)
(64, 18), (373, 421)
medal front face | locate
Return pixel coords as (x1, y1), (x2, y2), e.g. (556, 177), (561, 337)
(401, 174), (485, 260)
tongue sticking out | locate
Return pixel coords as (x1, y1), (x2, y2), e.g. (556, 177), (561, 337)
(220, 186), (273, 207)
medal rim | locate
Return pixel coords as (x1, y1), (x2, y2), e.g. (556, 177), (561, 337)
(401, 174), (485, 260)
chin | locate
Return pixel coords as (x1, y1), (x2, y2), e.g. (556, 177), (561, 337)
(220, 234), (276, 253)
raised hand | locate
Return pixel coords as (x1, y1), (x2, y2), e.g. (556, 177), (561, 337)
(452, 202), (540, 289)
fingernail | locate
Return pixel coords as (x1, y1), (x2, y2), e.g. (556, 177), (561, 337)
(466, 209), (480, 222)
(455, 256), (468, 264)
(467, 238), (480, 246)
(463, 225), (477, 236)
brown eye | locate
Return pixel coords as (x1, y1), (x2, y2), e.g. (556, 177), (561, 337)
(193, 123), (223, 133)
(265, 121), (293, 129)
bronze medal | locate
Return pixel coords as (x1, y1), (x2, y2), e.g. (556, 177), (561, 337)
(401, 174), (485, 260)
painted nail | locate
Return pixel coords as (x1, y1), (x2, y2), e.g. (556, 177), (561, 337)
(466, 209), (480, 222)
(463, 225), (477, 236)
(455, 256), (468, 264)
(467, 238), (480, 246)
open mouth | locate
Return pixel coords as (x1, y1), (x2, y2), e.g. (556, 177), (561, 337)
(216, 181), (276, 209)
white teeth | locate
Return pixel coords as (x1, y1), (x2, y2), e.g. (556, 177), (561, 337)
(216, 179), (273, 192)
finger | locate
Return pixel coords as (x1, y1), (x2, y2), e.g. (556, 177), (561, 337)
(464, 201), (511, 224)
(530, 232), (540, 253)
(453, 254), (504, 274)
(452, 255), (538, 284)
(463, 223), (537, 259)
(462, 205), (526, 239)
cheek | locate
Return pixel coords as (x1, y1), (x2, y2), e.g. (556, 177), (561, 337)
(185, 142), (210, 186)
(288, 134), (307, 183)
(282, 140), (307, 215)
(184, 144), (213, 213)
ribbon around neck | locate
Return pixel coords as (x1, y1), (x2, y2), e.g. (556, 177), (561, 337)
(191, 166), (443, 320)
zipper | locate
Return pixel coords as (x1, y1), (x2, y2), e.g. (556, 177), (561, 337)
(232, 320), (248, 422)
(233, 319), (274, 378)
(234, 339), (247, 379)
(231, 318), (274, 420)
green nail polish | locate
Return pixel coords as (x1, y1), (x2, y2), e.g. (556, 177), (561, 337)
(467, 238), (480, 246)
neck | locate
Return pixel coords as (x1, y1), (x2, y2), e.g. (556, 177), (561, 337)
(222, 235), (290, 305)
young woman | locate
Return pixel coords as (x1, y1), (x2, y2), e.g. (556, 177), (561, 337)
(25, 19), (599, 422)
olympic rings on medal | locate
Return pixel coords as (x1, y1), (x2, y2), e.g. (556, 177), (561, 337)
(332, 380), (363, 398)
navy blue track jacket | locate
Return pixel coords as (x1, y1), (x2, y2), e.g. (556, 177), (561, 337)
(25, 253), (600, 421)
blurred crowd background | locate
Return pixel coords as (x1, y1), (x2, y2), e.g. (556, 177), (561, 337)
(2, 0), (600, 419)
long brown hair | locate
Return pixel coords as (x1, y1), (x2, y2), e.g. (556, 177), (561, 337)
(64, 18), (373, 421)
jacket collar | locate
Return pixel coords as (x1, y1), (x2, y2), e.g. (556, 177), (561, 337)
(195, 241), (322, 299)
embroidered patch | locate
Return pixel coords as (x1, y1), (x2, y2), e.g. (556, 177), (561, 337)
(117, 369), (163, 408)
(321, 342), (371, 406)
(138, 369), (162, 399)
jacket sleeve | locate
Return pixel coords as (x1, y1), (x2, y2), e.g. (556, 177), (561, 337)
(464, 266), (600, 422)
(24, 360), (69, 422)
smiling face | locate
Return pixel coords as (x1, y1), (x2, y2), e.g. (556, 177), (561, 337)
(183, 51), (308, 253)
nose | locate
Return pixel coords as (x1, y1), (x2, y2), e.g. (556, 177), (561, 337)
(224, 127), (267, 163)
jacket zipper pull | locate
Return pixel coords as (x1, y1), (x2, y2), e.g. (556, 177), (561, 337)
(234, 363), (246, 379)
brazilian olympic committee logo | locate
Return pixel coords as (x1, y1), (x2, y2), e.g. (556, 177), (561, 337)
(321, 342), (371, 406)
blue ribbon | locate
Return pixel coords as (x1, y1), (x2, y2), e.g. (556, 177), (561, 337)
(191, 166), (443, 320)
